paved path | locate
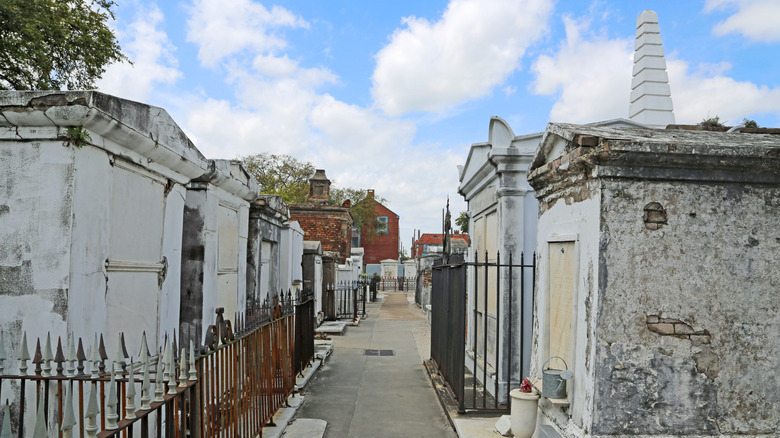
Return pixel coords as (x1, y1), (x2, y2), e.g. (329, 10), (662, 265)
(296, 292), (457, 438)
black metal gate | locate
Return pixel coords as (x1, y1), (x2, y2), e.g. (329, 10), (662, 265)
(430, 262), (467, 408)
(325, 280), (367, 320)
(430, 251), (535, 412)
(295, 288), (315, 376)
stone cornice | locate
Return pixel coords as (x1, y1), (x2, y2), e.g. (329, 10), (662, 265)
(0, 91), (210, 184)
(529, 124), (780, 197)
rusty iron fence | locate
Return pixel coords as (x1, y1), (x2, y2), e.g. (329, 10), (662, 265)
(429, 251), (535, 413)
(323, 280), (367, 321)
(0, 294), (300, 437)
(377, 276), (416, 292)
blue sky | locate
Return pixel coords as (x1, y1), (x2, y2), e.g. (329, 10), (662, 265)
(96, 0), (780, 254)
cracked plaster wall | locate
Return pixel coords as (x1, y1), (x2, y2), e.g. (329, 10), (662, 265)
(0, 139), (74, 355)
(592, 179), (780, 436)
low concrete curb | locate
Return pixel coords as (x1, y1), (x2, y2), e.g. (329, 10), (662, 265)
(262, 394), (304, 438)
(279, 418), (327, 437)
(423, 359), (504, 438)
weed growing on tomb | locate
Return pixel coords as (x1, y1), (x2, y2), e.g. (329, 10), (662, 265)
(65, 125), (92, 148)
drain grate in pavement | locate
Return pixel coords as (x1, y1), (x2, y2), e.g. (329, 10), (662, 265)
(364, 349), (394, 356)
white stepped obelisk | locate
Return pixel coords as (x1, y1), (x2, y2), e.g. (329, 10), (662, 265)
(629, 10), (675, 128)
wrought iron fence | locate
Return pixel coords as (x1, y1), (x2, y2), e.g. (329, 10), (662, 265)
(0, 293), (300, 437)
(323, 281), (367, 321)
(376, 276), (416, 292)
(429, 251), (535, 413)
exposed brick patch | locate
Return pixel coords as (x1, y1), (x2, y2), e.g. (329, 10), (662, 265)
(646, 314), (710, 341)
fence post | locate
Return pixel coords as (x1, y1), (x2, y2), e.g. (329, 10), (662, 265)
(352, 283), (358, 321)
(363, 280), (366, 317)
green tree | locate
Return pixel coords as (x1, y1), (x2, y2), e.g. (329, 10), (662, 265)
(241, 153), (315, 204)
(455, 211), (469, 233)
(330, 187), (387, 245)
(240, 153), (382, 243)
(0, 0), (127, 90)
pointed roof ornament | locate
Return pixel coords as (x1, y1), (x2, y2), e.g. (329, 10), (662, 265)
(629, 10), (675, 128)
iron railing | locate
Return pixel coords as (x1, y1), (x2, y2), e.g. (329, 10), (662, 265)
(323, 281), (367, 321)
(429, 251), (535, 412)
(0, 294), (300, 437)
(376, 276), (416, 292)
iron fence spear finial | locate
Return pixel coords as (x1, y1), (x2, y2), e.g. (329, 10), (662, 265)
(65, 333), (76, 377)
(0, 402), (11, 438)
(41, 332), (54, 377)
(60, 383), (76, 437)
(85, 382), (100, 437)
(89, 334), (100, 379)
(114, 333), (125, 373)
(178, 348), (187, 387)
(138, 332), (150, 364)
(31, 389), (47, 438)
(153, 346), (165, 403)
(105, 369), (119, 429)
(140, 355), (152, 410)
(17, 331), (30, 375)
(126, 359), (137, 419)
(167, 341), (177, 394)
(32, 338), (42, 376)
(98, 335), (108, 375)
(189, 340), (197, 381)
(76, 337), (86, 377)
(54, 336), (65, 376)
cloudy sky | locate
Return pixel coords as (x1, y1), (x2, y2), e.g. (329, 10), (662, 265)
(97, 0), (780, 255)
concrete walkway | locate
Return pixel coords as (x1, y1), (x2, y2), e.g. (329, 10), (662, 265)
(295, 292), (457, 437)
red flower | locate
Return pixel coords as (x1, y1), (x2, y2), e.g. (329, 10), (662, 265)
(520, 378), (532, 393)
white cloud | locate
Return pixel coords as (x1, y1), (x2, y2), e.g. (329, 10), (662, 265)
(706, 0), (780, 42)
(98, 4), (180, 102)
(177, 0), (468, 252)
(531, 16), (633, 122)
(371, 0), (553, 116)
(667, 59), (780, 124)
(186, 0), (308, 67)
(530, 13), (780, 126)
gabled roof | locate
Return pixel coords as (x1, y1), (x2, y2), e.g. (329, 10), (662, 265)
(355, 193), (398, 217)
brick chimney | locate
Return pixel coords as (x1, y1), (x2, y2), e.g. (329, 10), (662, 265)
(309, 169), (330, 204)
(367, 189), (375, 198)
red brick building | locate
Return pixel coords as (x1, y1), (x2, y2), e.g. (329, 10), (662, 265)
(289, 170), (353, 263)
(354, 190), (399, 265)
(411, 231), (469, 258)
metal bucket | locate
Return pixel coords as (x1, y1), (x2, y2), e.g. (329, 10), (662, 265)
(542, 356), (572, 399)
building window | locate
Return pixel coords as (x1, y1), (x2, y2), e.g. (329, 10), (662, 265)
(352, 226), (361, 247)
(377, 216), (389, 233)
